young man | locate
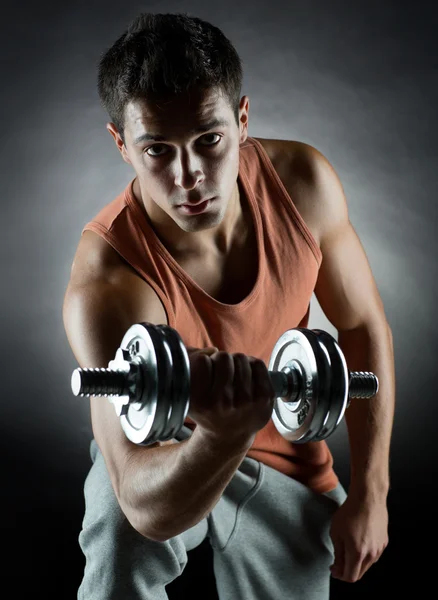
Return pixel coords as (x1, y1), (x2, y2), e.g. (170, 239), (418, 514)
(63, 12), (395, 600)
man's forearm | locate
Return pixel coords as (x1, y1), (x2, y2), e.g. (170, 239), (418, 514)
(338, 320), (395, 497)
(121, 426), (253, 541)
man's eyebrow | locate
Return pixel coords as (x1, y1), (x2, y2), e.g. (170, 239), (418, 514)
(133, 118), (230, 145)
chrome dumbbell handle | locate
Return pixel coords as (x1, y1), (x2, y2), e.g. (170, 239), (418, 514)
(72, 364), (378, 404)
(270, 369), (379, 400)
(72, 368), (128, 398)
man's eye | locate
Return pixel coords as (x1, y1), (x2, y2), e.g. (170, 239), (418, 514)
(145, 134), (221, 157)
(146, 144), (167, 157)
(199, 133), (221, 146)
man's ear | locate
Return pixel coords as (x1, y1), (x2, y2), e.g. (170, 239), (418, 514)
(239, 95), (249, 143)
(106, 123), (132, 165)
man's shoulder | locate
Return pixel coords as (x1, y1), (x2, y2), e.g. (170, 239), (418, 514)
(66, 229), (167, 323)
(70, 230), (124, 283)
(253, 137), (326, 246)
(69, 230), (143, 292)
(254, 137), (323, 174)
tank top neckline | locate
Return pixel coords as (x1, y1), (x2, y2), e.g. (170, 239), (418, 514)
(124, 167), (264, 313)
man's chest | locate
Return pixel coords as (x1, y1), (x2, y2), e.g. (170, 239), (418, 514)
(173, 217), (259, 304)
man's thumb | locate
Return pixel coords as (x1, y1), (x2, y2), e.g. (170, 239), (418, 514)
(186, 346), (219, 356)
(202, 346), (219, 355)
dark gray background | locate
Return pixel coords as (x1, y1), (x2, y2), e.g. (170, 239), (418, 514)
(1, 0), (436, 597)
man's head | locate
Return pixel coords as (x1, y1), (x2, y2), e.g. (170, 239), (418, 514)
(98, 13), (249, 235)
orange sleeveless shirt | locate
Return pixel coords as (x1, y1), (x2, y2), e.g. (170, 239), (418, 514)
(83, 136), (338, 494)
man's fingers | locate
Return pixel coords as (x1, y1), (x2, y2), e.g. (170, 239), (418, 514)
(342, 548), (363, 583)
(330, 541), (345, 579)
(357, 554), (375, 581)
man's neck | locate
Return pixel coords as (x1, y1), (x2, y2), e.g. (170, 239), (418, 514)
(132, 178), (247, 258)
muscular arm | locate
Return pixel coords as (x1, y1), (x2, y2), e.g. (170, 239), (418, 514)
(63, 231), (252, 541)
(314, 221), (394, 496)
(337, 323), (394, 496)
(289, 144), (395, 497)
(123, 427), (252, 541)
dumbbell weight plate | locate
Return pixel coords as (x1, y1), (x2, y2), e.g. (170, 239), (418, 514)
(118, 323), (170, 445)
(312, 330), (349, 441)
(142, 324), (175, 443)
(308, 334), (334, 441)
(155, 324), (191, 441)
(297, 329), (332, 442)
(269, 329), (332, 443)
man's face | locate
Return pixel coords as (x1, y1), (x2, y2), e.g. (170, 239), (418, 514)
(112, 88), (249, 234)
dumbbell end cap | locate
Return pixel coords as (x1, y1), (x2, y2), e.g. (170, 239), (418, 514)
(71, 369), (82, 396)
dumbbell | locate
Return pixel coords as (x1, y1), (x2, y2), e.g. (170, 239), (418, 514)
(71, 322), (378, 445)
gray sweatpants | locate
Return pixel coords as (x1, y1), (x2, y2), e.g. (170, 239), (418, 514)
(78, 432), (346, 600)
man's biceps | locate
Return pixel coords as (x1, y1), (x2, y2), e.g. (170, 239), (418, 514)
(64, 288), (131, 367)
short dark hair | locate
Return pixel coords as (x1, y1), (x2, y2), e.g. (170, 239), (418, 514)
(97, 12), (244, 141)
